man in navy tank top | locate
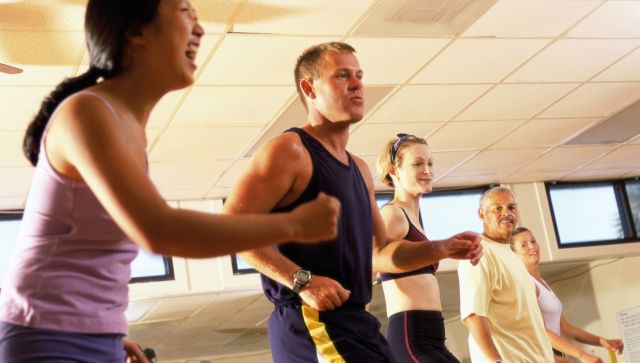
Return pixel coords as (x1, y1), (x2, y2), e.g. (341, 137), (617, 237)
(223, 42), (483, 363)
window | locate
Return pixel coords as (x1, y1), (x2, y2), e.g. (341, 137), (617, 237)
(376, 187), (486, 240)
(231, 254), (256, 275)
(0, 213), (21, 288)
(130, 250), (174, 283)
(546, 179), (639, 247)
(0, 212), (174, 288)
(626, 180), (640, 236)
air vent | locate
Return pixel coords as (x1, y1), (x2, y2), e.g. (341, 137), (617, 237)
(565, 98), (640, 145)
(353, 0), (496, 37)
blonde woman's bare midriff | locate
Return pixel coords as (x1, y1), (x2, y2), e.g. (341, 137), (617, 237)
(382, 273), (441, 317)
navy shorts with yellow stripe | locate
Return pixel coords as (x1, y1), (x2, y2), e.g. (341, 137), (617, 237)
(268, 303), (394, 363)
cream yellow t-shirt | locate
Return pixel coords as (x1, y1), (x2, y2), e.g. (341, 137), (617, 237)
(458, 237), (554, 363)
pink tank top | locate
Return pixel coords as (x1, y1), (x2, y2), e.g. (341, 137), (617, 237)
(0, 92), (139, 334)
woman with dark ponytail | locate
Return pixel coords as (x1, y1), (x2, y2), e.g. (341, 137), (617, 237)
(0, 1), (339, 361)
(23, 67), (105, 166)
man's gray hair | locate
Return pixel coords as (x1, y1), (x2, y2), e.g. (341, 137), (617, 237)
(479, 186), (514, 211)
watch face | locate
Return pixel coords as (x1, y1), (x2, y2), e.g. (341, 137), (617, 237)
(295, 270), (311, 284)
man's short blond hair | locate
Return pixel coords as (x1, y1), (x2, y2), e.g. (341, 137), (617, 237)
(294, 42), (356, 110)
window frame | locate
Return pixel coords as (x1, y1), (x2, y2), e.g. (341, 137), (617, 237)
(231, 253), (257, 275)
(0, 211), (23, 292)
(545, 179), (640, 248)
(129, 255), (175, 284)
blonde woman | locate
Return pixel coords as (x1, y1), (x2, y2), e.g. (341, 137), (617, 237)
(376, 134), (479, 362)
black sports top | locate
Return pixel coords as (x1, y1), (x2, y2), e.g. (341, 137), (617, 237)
(379, 205), (438, 281)
(261, 128), (373, 308)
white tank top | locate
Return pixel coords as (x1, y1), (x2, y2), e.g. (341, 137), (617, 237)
(533, 277), (563, 335)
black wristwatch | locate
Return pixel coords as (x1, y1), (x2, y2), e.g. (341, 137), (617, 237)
(292, 269), (312, 294)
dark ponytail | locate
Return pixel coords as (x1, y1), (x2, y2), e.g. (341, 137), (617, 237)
(22, 0), (161, 166)
(22, 67), (104, 166)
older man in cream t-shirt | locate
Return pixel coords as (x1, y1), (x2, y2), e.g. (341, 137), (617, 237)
(458, 187), (554, 363)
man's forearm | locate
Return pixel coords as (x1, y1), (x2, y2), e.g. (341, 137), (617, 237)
(239, 246), (300, 288)
(464, 314), (502, 361)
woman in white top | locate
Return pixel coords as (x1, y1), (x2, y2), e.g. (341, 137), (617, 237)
(511, 227), (624, 363)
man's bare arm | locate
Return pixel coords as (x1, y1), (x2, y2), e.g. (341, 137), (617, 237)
(224, 133), (349, 311)
(464, 314), (502, 361)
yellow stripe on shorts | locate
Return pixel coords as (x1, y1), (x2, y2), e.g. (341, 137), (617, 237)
(301, 305), (346, 363)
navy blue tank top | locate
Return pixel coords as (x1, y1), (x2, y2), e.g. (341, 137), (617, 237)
(261, 128), (373, 307)
(379, 205), (438, 281)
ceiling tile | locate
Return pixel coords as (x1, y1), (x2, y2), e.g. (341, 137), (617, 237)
(367, 84), (491, 123)
(145, 128), (162, 149)
(0, 87), (50, 131)
(462, 0), (600, 38)
(197, 34), (331, 85)
(150, 160), (232, 194)
(540, 82), (640, 118)
(565, 98), (640, 145)
(172, 86), (294, 127)
(449, 148), (545, 177)
(142, 295), (215, 322)
(233, 0), (374, 35)
(582, 145), (640, 170)
(149, 126), (261, 162)
(191, 0), (242, 33)
(347, 37), (448, 85)
(413, 39), (549, 84)
(507, 39), (640, 83)
(455, 83), (576, 121)
(567, 1), (640, 38)
(148, 90), (189, 129)
(216, 158), (251, 188)
(128, 319), (184, 347)
(0, 131), (30, 167)
(348, 122), (443, 155)
(502, 170), (572, 184)
(622, 169), (640, 179)
(564, 168), (631, 182)
(353, 0), (496, 37)
(491, 118), (600, 149)
(0, 166), (33, 198)
(0, 1), (85, 31)
(430, 150), (477, 177)
(0, 31), (84, 86)
(157, 189), (209, 201)
(435, 174), (499, 189)
(0, 65), (76, 87)
(517, 145), (616, 173)
(428, 120), (524, 151)
(593, 46), (640, 82)
(206, 187), (233, 199)
(126, 300), (157, 323)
